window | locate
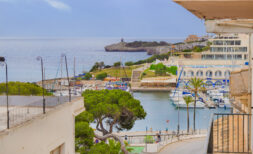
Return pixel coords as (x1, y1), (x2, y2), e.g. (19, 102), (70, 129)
(235, 55), (242, 60)
(205, 55), (214, 59)
(239, 47), (247, 52)
(227, 55), (232, 60)
(206, 71), (213, 78)
(187, 70), (194, 77)
(183, 71), (186, 77)
(213, 40), (223, 45)
(196, 70), (203, 77)
(215, 55), (225, 60)
(224, 70), (230, 78)
(235, 40), (241, 45)
(215, 70), (222, 77)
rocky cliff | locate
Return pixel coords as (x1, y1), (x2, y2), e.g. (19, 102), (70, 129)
(105, 42), (148, 52)
(105, 41), (207, 55)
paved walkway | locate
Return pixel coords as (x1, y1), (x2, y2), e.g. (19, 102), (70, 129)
(158, 137), (206, 154)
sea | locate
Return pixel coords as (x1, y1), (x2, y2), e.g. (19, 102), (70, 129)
(0, 37), (229, 131)
(0, 37), (183, 82)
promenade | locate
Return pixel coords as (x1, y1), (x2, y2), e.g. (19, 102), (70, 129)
(112, 130), (207, 153)
(159, 137), (205, 154)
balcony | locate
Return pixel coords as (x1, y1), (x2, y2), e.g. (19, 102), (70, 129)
(206, 113), (251, 154)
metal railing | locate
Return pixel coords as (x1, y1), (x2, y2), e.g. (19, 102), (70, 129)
(206, 113), (251, 154)
(0, 96), (73, 131)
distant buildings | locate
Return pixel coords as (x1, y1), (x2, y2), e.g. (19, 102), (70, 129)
(201, 34), (249, 60)
(163, 33), (249, 88)
(184, 35), (200, 43)
(184, 34), (211, 43)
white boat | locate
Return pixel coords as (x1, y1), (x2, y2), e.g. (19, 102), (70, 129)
(169, 90), (183, 98)
(218, 97), (231, 108)
(175, 100), (205, 109)
(53, 90), (69, 96)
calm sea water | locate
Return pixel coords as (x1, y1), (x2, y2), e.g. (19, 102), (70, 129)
(0, 37), (183, 82)
(131, 92), (230, 132)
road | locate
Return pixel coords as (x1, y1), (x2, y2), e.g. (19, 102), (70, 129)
(158, 137), (206, 154)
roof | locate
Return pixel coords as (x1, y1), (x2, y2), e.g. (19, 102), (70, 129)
(173, 0), (253, 20)
(0, 96), (81, 132)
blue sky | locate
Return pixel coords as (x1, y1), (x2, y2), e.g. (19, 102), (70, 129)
(0, 0), (206, 38)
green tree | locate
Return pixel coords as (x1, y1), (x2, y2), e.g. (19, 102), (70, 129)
(113, 61), (121, 67)
(83, 73), (92, 80)
(88, 139), (123, 154)
(96, 72), (107, 80)
(98, 61), (105, 70)
(75, 112), (94, 154)
(187, 77), (205, 132)
(75, 121), (94, 153)
(154, 63), (167, 76)
(83, 89), (146, 153)
(167, 66), (177, 75)
(125, 61), (134, 66)
(183, 96), (193, 133)
(193, 46), (202, 52)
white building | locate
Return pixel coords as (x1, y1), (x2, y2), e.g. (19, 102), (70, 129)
(164, 57), (247, 88)
(202, 34), (249, 60)
(0, 96), (84, 154)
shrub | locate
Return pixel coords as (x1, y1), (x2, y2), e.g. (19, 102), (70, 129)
(144, 135), (154, 143)
(96, 72), (108, 80)
(0, 81), (52, 96)
(83, 73), (92, 80)
(155, 63), (167, 76)
(104, 65), (111, 69)
(167, 66), (178, 75)
(113, 61), (121, 67)
(125, 61), (134, 66)
(182, 49), (192, 52)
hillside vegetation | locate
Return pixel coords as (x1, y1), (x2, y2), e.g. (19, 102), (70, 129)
(0, 82), (52, 96)
(92, 65), (141, 78)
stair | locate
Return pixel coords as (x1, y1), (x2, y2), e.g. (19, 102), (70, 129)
(131, 70), (142, 82)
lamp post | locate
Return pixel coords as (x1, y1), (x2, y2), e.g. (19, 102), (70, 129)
(0, 57), (9, 129)
(61, 54), (71, 102)
(36, 56), (45, 114)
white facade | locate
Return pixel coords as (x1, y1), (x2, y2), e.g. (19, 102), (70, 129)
(0, 97), (84, 154)
(202, 34), (249, 60)
(163, 57), (247, 87)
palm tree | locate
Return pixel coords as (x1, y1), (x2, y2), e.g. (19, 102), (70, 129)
(183, 96), (193, 133)
(187, 77), (205, 132)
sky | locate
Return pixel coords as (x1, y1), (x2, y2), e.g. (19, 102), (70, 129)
(0, 0), (207, 38)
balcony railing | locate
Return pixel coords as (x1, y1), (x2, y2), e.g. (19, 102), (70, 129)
(206, 113), (251, 154)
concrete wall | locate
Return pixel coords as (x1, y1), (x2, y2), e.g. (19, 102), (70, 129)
(0, 97), (84, 154)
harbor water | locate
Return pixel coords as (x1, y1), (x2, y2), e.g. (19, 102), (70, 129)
(131, 92), (231, 132)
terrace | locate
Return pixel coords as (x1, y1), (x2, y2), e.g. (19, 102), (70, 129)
(0, 96), (80, 132)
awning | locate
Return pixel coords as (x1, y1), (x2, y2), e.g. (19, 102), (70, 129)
(173, 0), (253, 20)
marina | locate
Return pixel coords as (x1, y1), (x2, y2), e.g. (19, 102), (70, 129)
(131, 92), (231, 132)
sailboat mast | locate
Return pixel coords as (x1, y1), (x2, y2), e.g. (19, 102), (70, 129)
(74, 57), (76, 77)
(60, 56), (63, 93)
